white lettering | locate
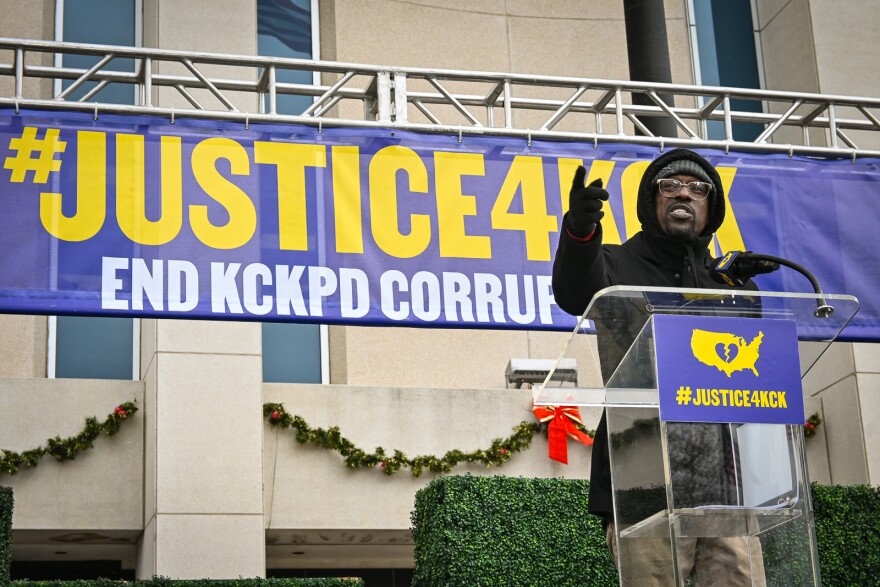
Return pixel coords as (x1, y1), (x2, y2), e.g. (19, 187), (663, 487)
(211, 262), (243, 314)
(411, 271), (441, 321)
(132, 258), (164, 311)
(443, 272), (474, 322)
(102, 258), (557, 327)
(505, 273), (536, 324)
(308, 266), (337, 317)
(168, 260), (199, 312)
(474, 273), (505, 323)
(380, 270), (409, 320)
(101, 256), (129, 310)
(243, 263), (273, 316)
(275, 265), (307, 316)
(339, 267), (369, 318)
(536, 275), (555, 325)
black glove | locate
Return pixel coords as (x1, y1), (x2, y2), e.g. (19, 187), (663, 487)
(566, 166), (609, 238)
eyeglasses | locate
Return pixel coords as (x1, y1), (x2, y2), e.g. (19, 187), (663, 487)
(656, 178), (713, 200)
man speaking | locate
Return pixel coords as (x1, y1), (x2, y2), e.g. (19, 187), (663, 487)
(552, 148), (764, 586)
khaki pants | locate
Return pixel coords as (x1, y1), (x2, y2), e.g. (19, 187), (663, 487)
(606, 523), (767, 587)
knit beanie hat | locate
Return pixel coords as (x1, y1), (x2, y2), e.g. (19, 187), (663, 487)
(655, 159), (713, 185)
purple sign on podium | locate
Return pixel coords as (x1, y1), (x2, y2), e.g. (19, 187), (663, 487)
(654, 314), (804, 424)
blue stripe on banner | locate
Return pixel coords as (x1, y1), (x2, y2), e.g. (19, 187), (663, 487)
(1, 108), (878, 339)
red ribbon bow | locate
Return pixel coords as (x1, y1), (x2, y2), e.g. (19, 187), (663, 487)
(532, 404), (594, 464)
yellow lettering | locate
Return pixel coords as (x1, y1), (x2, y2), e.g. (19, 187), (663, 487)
(557, 158), (621, 245)
(116, 134), (182, 245)
(491, 155), (557, 261)
(190, 138), (256, 249)
(331, 146), (364, 254)
(254, 141), (325, 251)
(769, 392), (778, 408)
(556, 158), (581, 216)
(40, 130), (106, 241)
(713, 166), (746, 257)
(620, 161), (650, 240)
(369, 145), (430, 258)
(435, 151), (490, 258)
(777, 391), (787, 408)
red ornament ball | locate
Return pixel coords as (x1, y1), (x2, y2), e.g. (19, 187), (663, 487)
(271, 410), (281, 420)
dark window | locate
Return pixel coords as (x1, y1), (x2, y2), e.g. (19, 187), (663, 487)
(694, 0), (763, 141)
(257, 0), (323, 384)
(60, 0), (138, 104)
(54, 0), (138, 380)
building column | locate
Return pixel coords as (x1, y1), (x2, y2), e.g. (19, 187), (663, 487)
(854, 343), (880, 484)
(137, 319), (265, 579)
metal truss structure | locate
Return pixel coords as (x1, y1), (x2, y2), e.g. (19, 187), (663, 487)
(2, 37), (880, 158)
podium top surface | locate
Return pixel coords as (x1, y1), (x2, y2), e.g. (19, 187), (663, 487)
(583, 286), (859, 343)
(533, 287), (859, 406)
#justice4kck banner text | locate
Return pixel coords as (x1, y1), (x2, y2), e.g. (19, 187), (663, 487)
(1, 108), (878, 340)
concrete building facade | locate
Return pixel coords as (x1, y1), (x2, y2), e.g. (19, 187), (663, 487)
(0, 0), (877, 582)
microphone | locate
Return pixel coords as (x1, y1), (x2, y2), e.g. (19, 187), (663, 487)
(712, 250), (834, 318)
(711, 251), (779, 288)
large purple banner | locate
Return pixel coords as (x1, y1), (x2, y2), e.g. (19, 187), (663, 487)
(1, 108), (878, 340)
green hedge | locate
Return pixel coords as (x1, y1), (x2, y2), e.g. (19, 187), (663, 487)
(411, 475), (617, 587)
(411, 476), (880, 587)
(10, 581), (361, 587)
(1, 486), (11, 583)
(4, 480), (880, 586)
(813, 483), (880, 586)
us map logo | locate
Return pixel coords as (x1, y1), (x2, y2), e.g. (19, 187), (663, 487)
(690, 328), (764, 377)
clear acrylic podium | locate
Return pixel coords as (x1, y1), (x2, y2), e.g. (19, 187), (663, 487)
(535, 286), (860, 587)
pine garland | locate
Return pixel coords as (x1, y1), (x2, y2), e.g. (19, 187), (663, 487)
(0, 401), (818, 478)
(804, 412), (822, 437)
(263, 402), (595, 476)
(0, 401), (138, 476)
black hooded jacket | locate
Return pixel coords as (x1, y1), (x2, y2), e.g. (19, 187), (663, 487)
(551, 148), (758, 520)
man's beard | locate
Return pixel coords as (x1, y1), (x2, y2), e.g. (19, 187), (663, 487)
(662, 202), (698, 242)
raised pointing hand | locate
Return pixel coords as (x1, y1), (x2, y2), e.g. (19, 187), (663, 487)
(566, 165), (609, 238)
